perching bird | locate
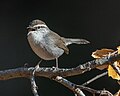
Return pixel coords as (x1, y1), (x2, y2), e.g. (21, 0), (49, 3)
(27, 19), (90, 68)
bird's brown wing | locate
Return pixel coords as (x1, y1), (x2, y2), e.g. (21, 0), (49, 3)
(47, 31), (69, 54)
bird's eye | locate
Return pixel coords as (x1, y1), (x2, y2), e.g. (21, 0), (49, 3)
(31, 29), (35, 31)
(37, 26), (40, 29)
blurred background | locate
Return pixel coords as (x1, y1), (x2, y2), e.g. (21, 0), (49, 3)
(0, 0), (119, 96)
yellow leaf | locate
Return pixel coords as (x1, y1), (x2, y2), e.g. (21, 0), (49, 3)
(92, 48), (120, 79)
(108, 62), (120, 80)
(117, 46), (120, 54)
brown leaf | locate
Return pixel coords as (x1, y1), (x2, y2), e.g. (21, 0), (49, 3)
(92, 48), (114, 70)
(96, 64), (109, 70)
(92, 48), (114, 58)
(92, 48), (120, 79)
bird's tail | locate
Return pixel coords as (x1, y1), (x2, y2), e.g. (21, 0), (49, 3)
(64, 38), (90, 46)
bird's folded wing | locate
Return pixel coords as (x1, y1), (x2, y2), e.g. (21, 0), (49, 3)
(47, 31), (69, 54)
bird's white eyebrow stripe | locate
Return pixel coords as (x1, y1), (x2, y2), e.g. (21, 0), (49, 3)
(33, 24), (47, 28)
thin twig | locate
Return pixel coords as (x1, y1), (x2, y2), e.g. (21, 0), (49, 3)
(30, 76), (39, 96)
(111, 62), (120, 76)
(82, 71), (108, 86)
(76, 85), (113, 96)
(30, 60), (42, 96)
(53, 76), (113, 96)
(54, 76), (85, 96)
(74, 88), (86, 96)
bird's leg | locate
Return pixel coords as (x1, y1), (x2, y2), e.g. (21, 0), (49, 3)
(56, 58), (59, 68)
(33, 60), (42, 76)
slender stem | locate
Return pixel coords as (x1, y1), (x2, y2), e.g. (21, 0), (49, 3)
(30, 76), (39, 96)
(82, 71), (108, 86)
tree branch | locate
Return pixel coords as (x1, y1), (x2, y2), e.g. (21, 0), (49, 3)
(53, 76), (113, 96)
(0, 53), (119, 80)
(53, 76), (85, 96)
(0, 53), (119, 95)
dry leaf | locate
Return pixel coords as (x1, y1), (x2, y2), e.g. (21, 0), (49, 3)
(108, 61), (120, 80)
(92, 48), (114, 58)
(107, 46), (120, 80)
(92, 48), (120, 80)
(96, 64), (109, 70)
(117, 46), (120, 54)
(92, 48), (114, 70)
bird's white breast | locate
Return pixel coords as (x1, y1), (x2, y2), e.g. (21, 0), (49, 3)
(27, 30), (64, 60)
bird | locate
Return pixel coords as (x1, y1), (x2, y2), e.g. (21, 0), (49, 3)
(27, 19), (90, 68)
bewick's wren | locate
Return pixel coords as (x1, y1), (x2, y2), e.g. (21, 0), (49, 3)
(27, 19), (90, 68)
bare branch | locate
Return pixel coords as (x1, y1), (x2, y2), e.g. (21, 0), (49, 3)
(0, 53), (119, 95)
(30, 76), (39, 96)
(111, 63), (120, 76)
(29, 60), (42, 96)
(53, 76), (113, 96)
(53, 76), (85, 96)
(76, 85), (113, 96)
(82, 71), (108, 86)
(0, 53), (119, 80)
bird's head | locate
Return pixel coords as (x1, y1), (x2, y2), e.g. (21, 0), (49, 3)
(27, 19), (48, 32)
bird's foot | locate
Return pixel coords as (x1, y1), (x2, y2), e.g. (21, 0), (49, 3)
(32, 60), (42, 76)
(52, 66), (59, 71)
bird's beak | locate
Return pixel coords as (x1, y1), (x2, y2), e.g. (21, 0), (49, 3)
(27, 26), (36, 32)
(27, 26), (32, 29)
